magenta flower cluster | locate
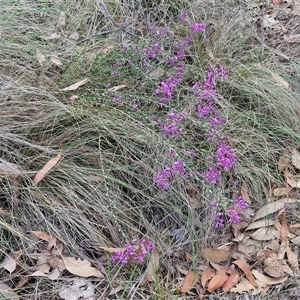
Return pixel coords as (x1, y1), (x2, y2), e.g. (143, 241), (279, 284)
(192, 67), (236, 185)
(157, 109), (187, 138)
(153, 160), (188, 189)
(211, 196), (249, 228)
(111, 239), (155, 265)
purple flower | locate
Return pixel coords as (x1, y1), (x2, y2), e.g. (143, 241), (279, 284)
(210, 117), (227, 128)
(168, 150), (176, 158)
(171, 160), (188, 179)
(216, 142), (237, 171)
(189, 23), (206, 33)
(212, 212), (225, 228)
(227, 209), (241, 223)
(121, 45), (128, 51)
(235, 196), (249, 211)
(204, 166), (221, 185)
(111, 239), (155, 265)
(179, 12), (188, 22)
(158, 120), (183, 138)
(198, 103), (216, 118)
(153, 167), (171, 189)
(210, 200), (219, 208)
(184, 150), (197, 158)
(111, 71), (118, 76)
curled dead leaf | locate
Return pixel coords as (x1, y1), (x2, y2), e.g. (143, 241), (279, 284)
(0, 207), (12, 217)
(241, 181), (251, 204)
(233, 259), (258, 288)
(252, 269), (288, 285)
(291, 148), (300, 170)
(230, 278), (264, 295)
(30, 267), (61, 280)
(263, 257), (293, 277)
(201, 267), (215, 289)
(250, 227), (277, 241)
(278, 152), (290, 171)
(201, 248), (230, 263)
(181, 270), (199, 293)
(61, 79), (89, 91)
(286, 247), (299, 270)
(32, 231), (55, 243)
(62, 256), (104, 278)
(33, 152), (61, 186)
(253, 198), (298, 221)
(146, 249), (159, 282)
(207, 273), (228, 293)
(222, 273), (240, 292)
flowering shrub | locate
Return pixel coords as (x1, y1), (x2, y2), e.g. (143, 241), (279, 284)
(210, 196), (249, 228)
(104, 11), (248, 258)
(111, 239), (155, 265)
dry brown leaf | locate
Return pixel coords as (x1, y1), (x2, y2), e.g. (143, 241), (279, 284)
(30, 267), (61, 280)
(230, 278), (264, 295)
(291, 235), (300, 246)
(207, 273), (228, 293)
(238, 236), (261, 256)
(175, 263), (189, 275)
(108, 285), (124, 296)
(0, 283), (20, 300)
(32, 231), (55, 243)
(291, 148), (300, 169)
(36, 50), (46, 66)
(285, 170), (300, 188)
(186, 184), (202, 209)
(107, 84), (127, 92)
(62, 256), (104, 278)
(33, 152), (61, 186)
(181, 270), (199, 293)
(278, 152), (290, 171)
(241, 182), (251, 204)
(232, 222), (248, 237)
(0, 255), (17, 274)
(233, 259), (258, 288)
(280, 212), (289, 248)
(272, 73), (289, 89)
(201, 267), (215, 289)
(252, 269), (288, 285)
(246, 219), (275, 231)
(15, 276), (29, 289)
(42, 32), (61, 40)
(210, 263), (229, 274)
(201, 248), (230, 263)
(99, 247), (126, 254)
(36, 256), (51, 273)
(48, 256), (66, 271)
(253, 198), (298, 221)
(68, 95), (79, 103)
(273, 188), (289, 197)
(273, 0), (282, 6)
(284, 34), (300, 43)
(58, 11), (66, 27)
(61, 79), (89, 91)
(51, 57), (63, 66)
(263, 257), (293, 277)
(146, 249), (159, 282)
(250, 227), (276, 241)
(222, 273), (240, 292)
(0, 207), (12, 217)
(286, 247), (299, 270)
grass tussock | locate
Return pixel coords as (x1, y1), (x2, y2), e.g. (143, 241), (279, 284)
(1, 0), (300, 299)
